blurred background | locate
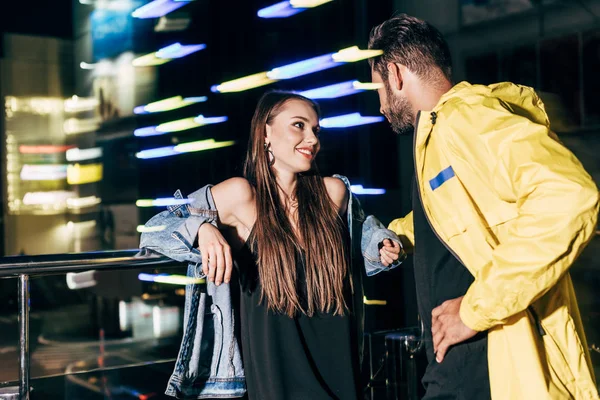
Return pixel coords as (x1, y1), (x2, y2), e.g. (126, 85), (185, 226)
(0, 0), (599, 398)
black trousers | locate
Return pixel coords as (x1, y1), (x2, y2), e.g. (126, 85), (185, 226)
(421, 333), (491, 400)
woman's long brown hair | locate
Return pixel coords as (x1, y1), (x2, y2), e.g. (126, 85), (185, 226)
(243, 91), (349, 317)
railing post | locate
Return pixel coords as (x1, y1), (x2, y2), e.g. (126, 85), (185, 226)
(0, 250), (175, 399)
(18, 274), (30, 400)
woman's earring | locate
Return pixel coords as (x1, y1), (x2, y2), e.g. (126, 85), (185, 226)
(264, 142), (275, 166)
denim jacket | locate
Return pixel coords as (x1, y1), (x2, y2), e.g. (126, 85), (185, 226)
(139, 175), (402, 399)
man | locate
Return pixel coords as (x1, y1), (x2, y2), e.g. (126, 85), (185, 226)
(369, 14), (599, 400)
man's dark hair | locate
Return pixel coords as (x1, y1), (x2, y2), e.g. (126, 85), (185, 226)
(368, 14), (452, 84)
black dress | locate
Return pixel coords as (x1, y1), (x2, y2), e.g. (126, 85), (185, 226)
(235, 240), (360, 400)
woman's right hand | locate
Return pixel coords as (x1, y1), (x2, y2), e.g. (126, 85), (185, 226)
(198, 223), (233, 285)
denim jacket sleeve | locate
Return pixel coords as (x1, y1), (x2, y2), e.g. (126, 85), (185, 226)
(331, 175), (405, 276)
(361, 215), (406, 276)
(139, 185), (218, 267)
(139, 185), (247, 398)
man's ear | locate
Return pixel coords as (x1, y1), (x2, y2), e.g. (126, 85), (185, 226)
(387, 63), (404, 93)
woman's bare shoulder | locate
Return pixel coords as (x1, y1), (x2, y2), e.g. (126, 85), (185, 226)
(210, 177), (255, 226)
(324, 176), (349, 214)
(215, 177), (254, 199)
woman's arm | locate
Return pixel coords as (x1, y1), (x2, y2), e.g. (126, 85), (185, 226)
(139, 177), (254, 285)
(326, 176), (403, 269)
(198, 177), (255, 285)
(209, 177), (255, 229)
(324, 176), (349, 216)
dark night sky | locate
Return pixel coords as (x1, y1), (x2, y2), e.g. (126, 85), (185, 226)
(0, 0), (73, 39)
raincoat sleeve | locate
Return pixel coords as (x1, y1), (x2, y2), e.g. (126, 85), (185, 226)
(387, 211), (415, 254)
(458, 114), (599, 332)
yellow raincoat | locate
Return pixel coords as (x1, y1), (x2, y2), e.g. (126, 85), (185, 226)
(389, 81), (599, 399)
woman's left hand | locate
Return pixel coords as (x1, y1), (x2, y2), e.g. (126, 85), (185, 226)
(379, 238), (402, 266)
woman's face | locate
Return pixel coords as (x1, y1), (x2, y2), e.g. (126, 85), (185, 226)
(265, 99), (320, 175)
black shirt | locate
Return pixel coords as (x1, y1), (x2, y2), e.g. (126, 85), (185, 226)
(412, 177), (490, 399)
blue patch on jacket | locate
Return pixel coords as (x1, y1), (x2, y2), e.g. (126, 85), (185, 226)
(429, 166), (455, 191)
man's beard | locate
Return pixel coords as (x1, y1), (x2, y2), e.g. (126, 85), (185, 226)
(384, 84), (414, 135)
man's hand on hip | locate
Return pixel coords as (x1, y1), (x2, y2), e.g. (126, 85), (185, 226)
(431, 296), (477, 363)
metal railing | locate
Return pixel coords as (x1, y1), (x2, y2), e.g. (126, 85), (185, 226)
(0, 250), (178, 400)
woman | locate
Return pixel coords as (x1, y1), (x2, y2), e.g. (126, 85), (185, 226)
(141, 91), (402, 400)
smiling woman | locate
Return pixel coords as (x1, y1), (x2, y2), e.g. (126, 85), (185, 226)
(240, 92), (347, 318)
(261, 98), (321, 185)
(216, 91), (359, 399)
(138, 90), (403, 399)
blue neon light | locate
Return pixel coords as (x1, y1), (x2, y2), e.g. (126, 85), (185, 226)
(156, 43), (206, 59)
(257, 1), (305, 18)
(267, 53), (339, 80)
(133, 105), (148, 114)
(350, 185), (386, 195)
(194, 115), (228, 124)
(134, 126), (160, 137)
(184, 96), (208, 103)
(132, 0), (193, 19)
(300, 80), (363, 99)
(138, 273), (164, 282)
(133, 96), (208, 115)
(135, 146), (178, 159)
(152, 198), (192, 207)
(320, 112), (385, 128)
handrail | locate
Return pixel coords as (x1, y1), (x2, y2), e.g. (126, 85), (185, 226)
(0, 249), (176, 277)
(0, 249), (183, 400)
